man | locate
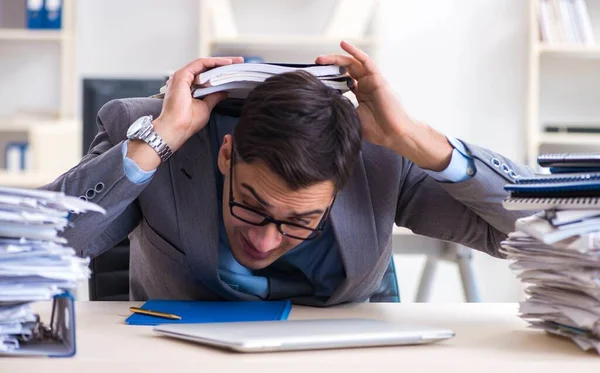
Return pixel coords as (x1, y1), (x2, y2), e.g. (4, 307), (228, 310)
(43, 42), (533, 305)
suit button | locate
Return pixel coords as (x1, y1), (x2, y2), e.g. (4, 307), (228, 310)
(501, 164), (510, 173)
(94, 182), (105, 193)
(509, 170), (518, 179)
(78, 196), (88, 201)
(86, 189), (96, 199)
(466, 167), (475, 176)
(491, 158), (501, 167)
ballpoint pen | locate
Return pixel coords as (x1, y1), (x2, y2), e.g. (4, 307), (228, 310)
(129, 306), (182, 320)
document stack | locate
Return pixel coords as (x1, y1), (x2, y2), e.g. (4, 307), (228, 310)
(0, 186), (104, 356)
(501, 153), (600, 354)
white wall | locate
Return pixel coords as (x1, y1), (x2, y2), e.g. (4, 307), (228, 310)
(73, 0), (529, 302)
(377, 0), (529, 303)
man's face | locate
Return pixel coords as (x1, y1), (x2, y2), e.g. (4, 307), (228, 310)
(218, 136), (335, 270)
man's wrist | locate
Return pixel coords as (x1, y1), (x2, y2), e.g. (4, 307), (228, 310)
(126, 139), (162, 171)
(151, 116), (185, 152)
(389, 121), (453, 171)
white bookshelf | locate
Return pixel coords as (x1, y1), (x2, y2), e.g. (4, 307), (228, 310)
(197, 0), (381, 62)
(0, 0), (78, 188)
(209, 36), (377, 50)
(540, 132), (600, 145)
(537, 44), (600, 55)
(526, 0), (600, 167)
(0, 28), (64, 41)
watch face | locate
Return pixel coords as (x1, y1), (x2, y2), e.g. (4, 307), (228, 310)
(127, 117), (147, 138)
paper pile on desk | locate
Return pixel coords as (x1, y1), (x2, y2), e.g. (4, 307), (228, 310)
(0, 187), (105, 353)
(501, 210), (600, 354)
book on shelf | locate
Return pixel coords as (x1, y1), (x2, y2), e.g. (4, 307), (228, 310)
(156, 63), (353, 100)
(537, 0), (595, 45)
(544, 124), (600, 134)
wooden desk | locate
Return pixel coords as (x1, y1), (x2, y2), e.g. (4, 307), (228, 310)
(2, 302), (598, 372)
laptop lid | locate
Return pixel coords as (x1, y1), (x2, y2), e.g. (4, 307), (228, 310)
(153, 318), (455, 353)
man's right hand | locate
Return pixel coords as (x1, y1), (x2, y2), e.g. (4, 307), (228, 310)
(127, 56), (244, 171)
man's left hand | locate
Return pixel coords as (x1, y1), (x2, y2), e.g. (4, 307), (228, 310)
(316, 41), (453, 171)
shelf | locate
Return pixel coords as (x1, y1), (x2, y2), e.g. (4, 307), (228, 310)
(0, 28), (67, 41)
(539, 132), (600, 145)
(0, 170), (56, 189)
(537, 44), (600, 58)
(210, 36), (377, 50)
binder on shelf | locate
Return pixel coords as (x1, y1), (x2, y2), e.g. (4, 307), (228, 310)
(25, 0), (45, 29)
(0, 292), (76, 357)
(44, 0), (62, 29)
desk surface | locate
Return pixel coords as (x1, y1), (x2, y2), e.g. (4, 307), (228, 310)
(2, 302), (598, 372)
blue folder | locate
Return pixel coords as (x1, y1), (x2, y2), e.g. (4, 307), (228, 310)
(125, 300), (292, 326)
(505, 179), (600, 197)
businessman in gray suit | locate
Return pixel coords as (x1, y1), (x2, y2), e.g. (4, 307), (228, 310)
(43, 42), (533, 305)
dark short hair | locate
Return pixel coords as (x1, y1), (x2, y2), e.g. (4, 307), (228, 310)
(233, 70), (362, 192)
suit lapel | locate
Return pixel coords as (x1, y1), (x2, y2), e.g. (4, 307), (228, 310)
(170, 125), (256, 301)
(327, 153), (380, 304)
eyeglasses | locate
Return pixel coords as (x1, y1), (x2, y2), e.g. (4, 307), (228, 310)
(228, 150), (335, 241)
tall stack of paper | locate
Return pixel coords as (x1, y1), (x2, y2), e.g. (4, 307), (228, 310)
(502, 155), (600, 354)
(0, 186), (104, 353)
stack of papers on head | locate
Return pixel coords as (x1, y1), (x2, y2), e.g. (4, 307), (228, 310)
(158, 63), (353, 100)
(0, 187), (104, 353)
(501, 157), (600, 354)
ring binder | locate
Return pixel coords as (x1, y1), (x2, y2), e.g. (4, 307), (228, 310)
(0, 292), (76, 357)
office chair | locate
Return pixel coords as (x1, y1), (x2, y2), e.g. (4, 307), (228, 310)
(370, 259), (401, 303)
(88, 239), (130, 301)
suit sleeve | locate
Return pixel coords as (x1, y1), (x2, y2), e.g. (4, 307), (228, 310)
(39, 99), (153, 258)
(394, 139), (536, 258)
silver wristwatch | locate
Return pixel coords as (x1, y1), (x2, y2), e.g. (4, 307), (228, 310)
(126, 115), (173, 163)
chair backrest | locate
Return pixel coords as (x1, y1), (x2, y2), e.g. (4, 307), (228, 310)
(369, 259), (400, 303)
(88, 239), (130, 301)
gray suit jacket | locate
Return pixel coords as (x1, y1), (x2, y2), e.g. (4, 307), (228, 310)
(41, 98), (534, 305)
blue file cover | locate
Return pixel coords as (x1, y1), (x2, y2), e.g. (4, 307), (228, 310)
(125, 300), (292, 326)
(516, 172), (600, 184)
(0, 292), (77, 358)
(504, 180), (600, 197)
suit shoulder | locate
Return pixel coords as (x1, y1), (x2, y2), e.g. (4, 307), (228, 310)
(97, 98), (163, 141)
(361, 141), (404, 170)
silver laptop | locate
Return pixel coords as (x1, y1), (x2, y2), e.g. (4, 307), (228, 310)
(153, 318), (455, 353)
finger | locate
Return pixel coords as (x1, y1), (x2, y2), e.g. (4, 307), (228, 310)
(185, 56), (245, 74)
(340, 40), (378, 73)
(174, 57), (242, 85)
(314, 54), (366, 79)
(200, 91), (228, 111)
(214, 56), (245, 64)
(350, 78), (358, 92)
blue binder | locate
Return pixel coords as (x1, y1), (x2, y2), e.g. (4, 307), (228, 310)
(44, 0), (62, 29)
(26, 0), (46, 29)
(505, 179), (600, 198)
(125, 300), (292, 326)
(0, 292), (77, 358)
